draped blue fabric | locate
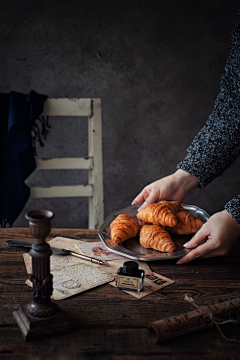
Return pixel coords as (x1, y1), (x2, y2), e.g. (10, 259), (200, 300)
(0, 90), (48, 227)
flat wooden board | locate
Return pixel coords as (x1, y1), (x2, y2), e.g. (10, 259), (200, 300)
(1, 228), (240, 358)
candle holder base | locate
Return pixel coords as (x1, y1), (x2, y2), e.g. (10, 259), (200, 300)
(13, 303), (73, 342)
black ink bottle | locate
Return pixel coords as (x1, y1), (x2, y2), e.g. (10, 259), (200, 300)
(115, 261), (145, 292)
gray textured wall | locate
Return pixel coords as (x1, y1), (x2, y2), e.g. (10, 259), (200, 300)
(1, 0), (240, 228)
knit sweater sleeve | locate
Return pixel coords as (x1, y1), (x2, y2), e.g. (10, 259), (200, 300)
(177, 14), (240, 224)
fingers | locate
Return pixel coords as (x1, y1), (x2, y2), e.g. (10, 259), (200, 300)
(139, 191), (159, 210)
(132, 186), (160, 211)
(183, 224), (208, 249)
(177, 239), (230, 264)
(176, 239), (214, 264)
(177, 223), (211, 264)
(131, 192), (146, 205)
(176, 210), (240, 264)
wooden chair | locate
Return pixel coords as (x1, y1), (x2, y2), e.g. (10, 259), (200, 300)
(29, 98), (104, 229)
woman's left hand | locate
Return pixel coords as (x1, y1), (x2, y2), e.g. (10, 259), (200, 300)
(176, 210), (240, 264)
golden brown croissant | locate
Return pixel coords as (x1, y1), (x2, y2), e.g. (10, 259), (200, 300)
(160, 200), (181, 213)
(140, 225), (176, 253)
(137, 201), (180, 227)
(167, 211), (204, 235)
(110, 214), (140, 243)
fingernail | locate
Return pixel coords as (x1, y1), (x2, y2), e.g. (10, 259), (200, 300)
(176, 260), (183, 265)
(183, 241), (190, 247)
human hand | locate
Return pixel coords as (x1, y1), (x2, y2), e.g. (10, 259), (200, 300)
(176, 210), (240, 264)
(132, 169), (199, 211)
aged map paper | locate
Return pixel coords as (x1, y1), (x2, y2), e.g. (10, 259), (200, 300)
(51, 263), (114, 300)
(23, 252), (89, 274)
(110, 278), (162, 299)
(26, 263), (114, 300)
(47, 236), (85, 252)
(23, 236), (156, 300)
(110, 272), (175, 299)
(75, 241), (126, 261)
(23, 236), (107, 273)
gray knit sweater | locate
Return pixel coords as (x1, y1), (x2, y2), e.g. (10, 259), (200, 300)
(177, 14), (240, 224)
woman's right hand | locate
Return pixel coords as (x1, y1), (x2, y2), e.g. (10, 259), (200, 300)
(131, 169), (200, 211)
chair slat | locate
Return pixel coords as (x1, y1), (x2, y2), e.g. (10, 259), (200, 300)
(30, 185), (93, 198)
(36, 157), (93, 170)
(42, 98), (92, 116)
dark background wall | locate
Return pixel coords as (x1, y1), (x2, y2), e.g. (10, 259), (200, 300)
(1, 0), (240, 228)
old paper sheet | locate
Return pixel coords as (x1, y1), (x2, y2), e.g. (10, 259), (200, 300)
(75, 241), (153, 275)
(75, 241), (126, 261)
(146, 272), (175, 288)
(47, 236), (84, 253)
(23, 252), (90, 274)
(23, 235), (154, 301)
(26, 263), (114, 300)
(109, 272), (175, 299)
(23, 252), (152, 279)
(109, 278), (162, 299)
(23, 236), (108, 274)
(23, 236), (152, 277)
(52, 263), (114, 300)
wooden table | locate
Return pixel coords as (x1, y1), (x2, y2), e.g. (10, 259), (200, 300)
(1, 228), (240, 360)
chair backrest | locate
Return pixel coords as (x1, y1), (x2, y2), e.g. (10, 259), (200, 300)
(29, 98), (104, 229)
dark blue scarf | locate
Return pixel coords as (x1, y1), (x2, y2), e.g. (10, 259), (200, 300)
(0, 90), (48, 227)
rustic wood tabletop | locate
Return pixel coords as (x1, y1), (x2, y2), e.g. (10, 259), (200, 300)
(1, 228), (240, 360)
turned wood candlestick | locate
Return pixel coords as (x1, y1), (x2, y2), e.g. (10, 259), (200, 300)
(25, 209), (56, 317)
(13, 209), (73, 341)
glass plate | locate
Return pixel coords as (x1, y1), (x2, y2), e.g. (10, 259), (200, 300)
(98, 203), (210, 261)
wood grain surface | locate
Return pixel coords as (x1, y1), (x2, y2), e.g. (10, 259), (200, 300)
(1, 228), (240, 360)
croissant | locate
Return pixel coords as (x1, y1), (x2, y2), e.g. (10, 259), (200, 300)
(140, 225), (176, 253)
(137, 201), (180, 227)
(160, 200), (181, 213)
(167, 211), (204, 235)
(110, 214), (140, 243)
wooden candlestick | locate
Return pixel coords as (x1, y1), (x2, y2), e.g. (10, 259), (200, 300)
(13, 210), (73, 341)
(26, 209), (56, 317)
